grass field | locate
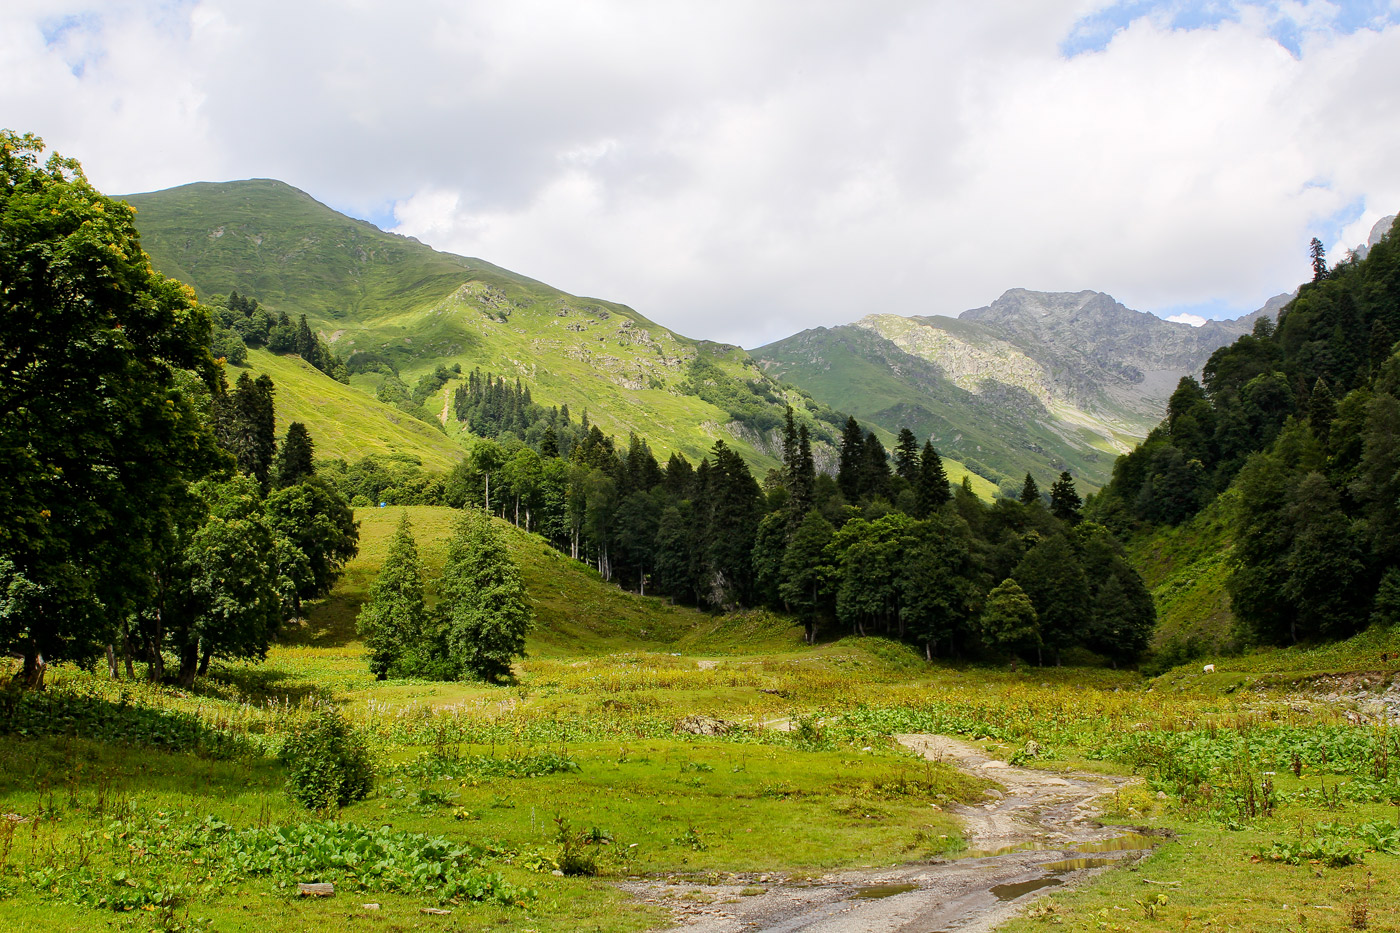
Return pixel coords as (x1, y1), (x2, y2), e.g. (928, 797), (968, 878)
(3, 507), (1399, 932)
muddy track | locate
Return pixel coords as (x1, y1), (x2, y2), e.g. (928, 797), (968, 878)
(618, 734), (1159, 933)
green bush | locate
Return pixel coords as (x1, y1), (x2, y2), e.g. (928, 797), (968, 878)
(281, 709), (375, 810)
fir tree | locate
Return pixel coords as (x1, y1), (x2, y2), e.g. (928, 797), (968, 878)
(1048, 471), (1082, 524)
(1019, 473), (1040, 505)
(1011, 535), (1089, 664)
(274, 422), (315, 488)
(779, 511), (835, 644)
(436, 510), (533, 681)
(915, 441), (951, 517)
(786, 423), (816, 524)
(862, 432), (892, 501)
(357, 513), (427, 679)
(894, 428), (920, 483)
(837, 416), (864, 500)
(1308, 378), (1336, 445)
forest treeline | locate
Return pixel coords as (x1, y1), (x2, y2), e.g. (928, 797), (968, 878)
(1, 132), (359, 689)
(334, 389), (1154, 666)
(1093, 220), (1400, 647)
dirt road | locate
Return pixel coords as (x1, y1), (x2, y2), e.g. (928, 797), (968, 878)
(618, 734), (1157, 933)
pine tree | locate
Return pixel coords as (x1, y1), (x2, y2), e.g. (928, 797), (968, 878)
(1048, 471), (1082, 524)
(436, 510), (533, 681)
(915, 441), (951, 517)
(357, 513), (427, 679)
(894, 428), (920, 483)
(274, 422), (315, 488)
(1019, 473), (1040, 505)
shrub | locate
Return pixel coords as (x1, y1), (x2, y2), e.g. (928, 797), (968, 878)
(281, 709), (375, 810)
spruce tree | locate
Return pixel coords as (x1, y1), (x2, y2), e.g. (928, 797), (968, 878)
(275, 422), (316, 488)
(915, 441), (951, 517)
(437, 510), (533, 681)
(1308, 378), (1336, 445)
(779, 511), (835, 644)
(837, 416), (865, 500)
(894, 428), (920, 483)
(1048, 472), (1082, 524)
(786, 423), (816, 524)
(1310, 237), (1328, 282)
(1011, 535), (1089, 664)
(1019, 473), (1041, 505)
(357, 513), (427, 679)
(862, 432), (892, 501)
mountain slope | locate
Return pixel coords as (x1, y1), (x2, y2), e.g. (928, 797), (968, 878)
(756, 289), (1265, 492)
(241, 349), (464, 470)
(121, 180), (826, 470)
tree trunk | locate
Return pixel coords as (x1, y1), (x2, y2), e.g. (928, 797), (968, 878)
(198, 645), (212, 676)
(925, 641), (932, 662)
(176, 641), (199, 688)
(20, 649), (46, 690)
(122, 631), (135, 679)
(106, 644), (119, 679)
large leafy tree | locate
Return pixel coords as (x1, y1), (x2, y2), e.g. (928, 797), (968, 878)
(264, 479), (360, 613)
(1, 131), (223, 685)
(436, 510), (533, 681)
(147, 477), (281, 687)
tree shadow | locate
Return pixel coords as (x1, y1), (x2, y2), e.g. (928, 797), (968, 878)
(278, 594), (364, 649)
(197, 666), (331, 707)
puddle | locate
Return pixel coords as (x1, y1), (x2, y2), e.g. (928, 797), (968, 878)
(990, 876), (1063, 901)
(1074, 833), (1159, 853)
(960, 840), (1053, 859)
(852, 883), (918, 899)
(1041, 857), (1115, 872)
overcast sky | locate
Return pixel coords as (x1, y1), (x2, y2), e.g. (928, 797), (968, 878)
(4, 1), (1399, 347)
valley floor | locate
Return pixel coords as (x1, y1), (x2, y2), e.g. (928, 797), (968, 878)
(3, 509), (1400, 933)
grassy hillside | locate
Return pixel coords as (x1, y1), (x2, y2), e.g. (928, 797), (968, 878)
(754, 325), (1120, 493)
(291, 506), (774, 661)
(1126, 492), (1240, 669)
(123, 180), (835, 471)
(238, 349), (465, 470)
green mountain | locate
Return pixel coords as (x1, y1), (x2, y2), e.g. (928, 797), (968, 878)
(1097, 214), (1400, 659)
(754, 290), (1268, 493)
(121, 179), (839, 471)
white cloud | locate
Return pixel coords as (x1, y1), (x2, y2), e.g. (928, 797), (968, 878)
(3, 1), (1398, 346)
(1167, 314), (1209, 327)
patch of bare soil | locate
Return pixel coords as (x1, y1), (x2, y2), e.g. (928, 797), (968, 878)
(618, 734), (1159, 933)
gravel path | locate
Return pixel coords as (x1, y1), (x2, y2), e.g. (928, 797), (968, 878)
(617, 734), (1157, 933)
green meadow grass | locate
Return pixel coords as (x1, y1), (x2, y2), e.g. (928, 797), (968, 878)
(5, 503), (1400, 932)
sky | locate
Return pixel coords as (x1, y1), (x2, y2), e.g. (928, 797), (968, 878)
(3, 1), (1399, 348)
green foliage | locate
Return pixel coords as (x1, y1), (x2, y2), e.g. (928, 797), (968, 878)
(978, 579), (1040, 658)
(280, 708), (375, 810)
(0, 130), (224, 676)
(264, 478), (359, 605)
(436, 510), (534, 681)
(273, 421), (315, 488)
(357, 513), (427, 679)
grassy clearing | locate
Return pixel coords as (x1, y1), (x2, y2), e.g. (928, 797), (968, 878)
(5, 503), (1400, 931)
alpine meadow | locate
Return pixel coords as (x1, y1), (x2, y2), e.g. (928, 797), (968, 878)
(6, 36), (1400, 933)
